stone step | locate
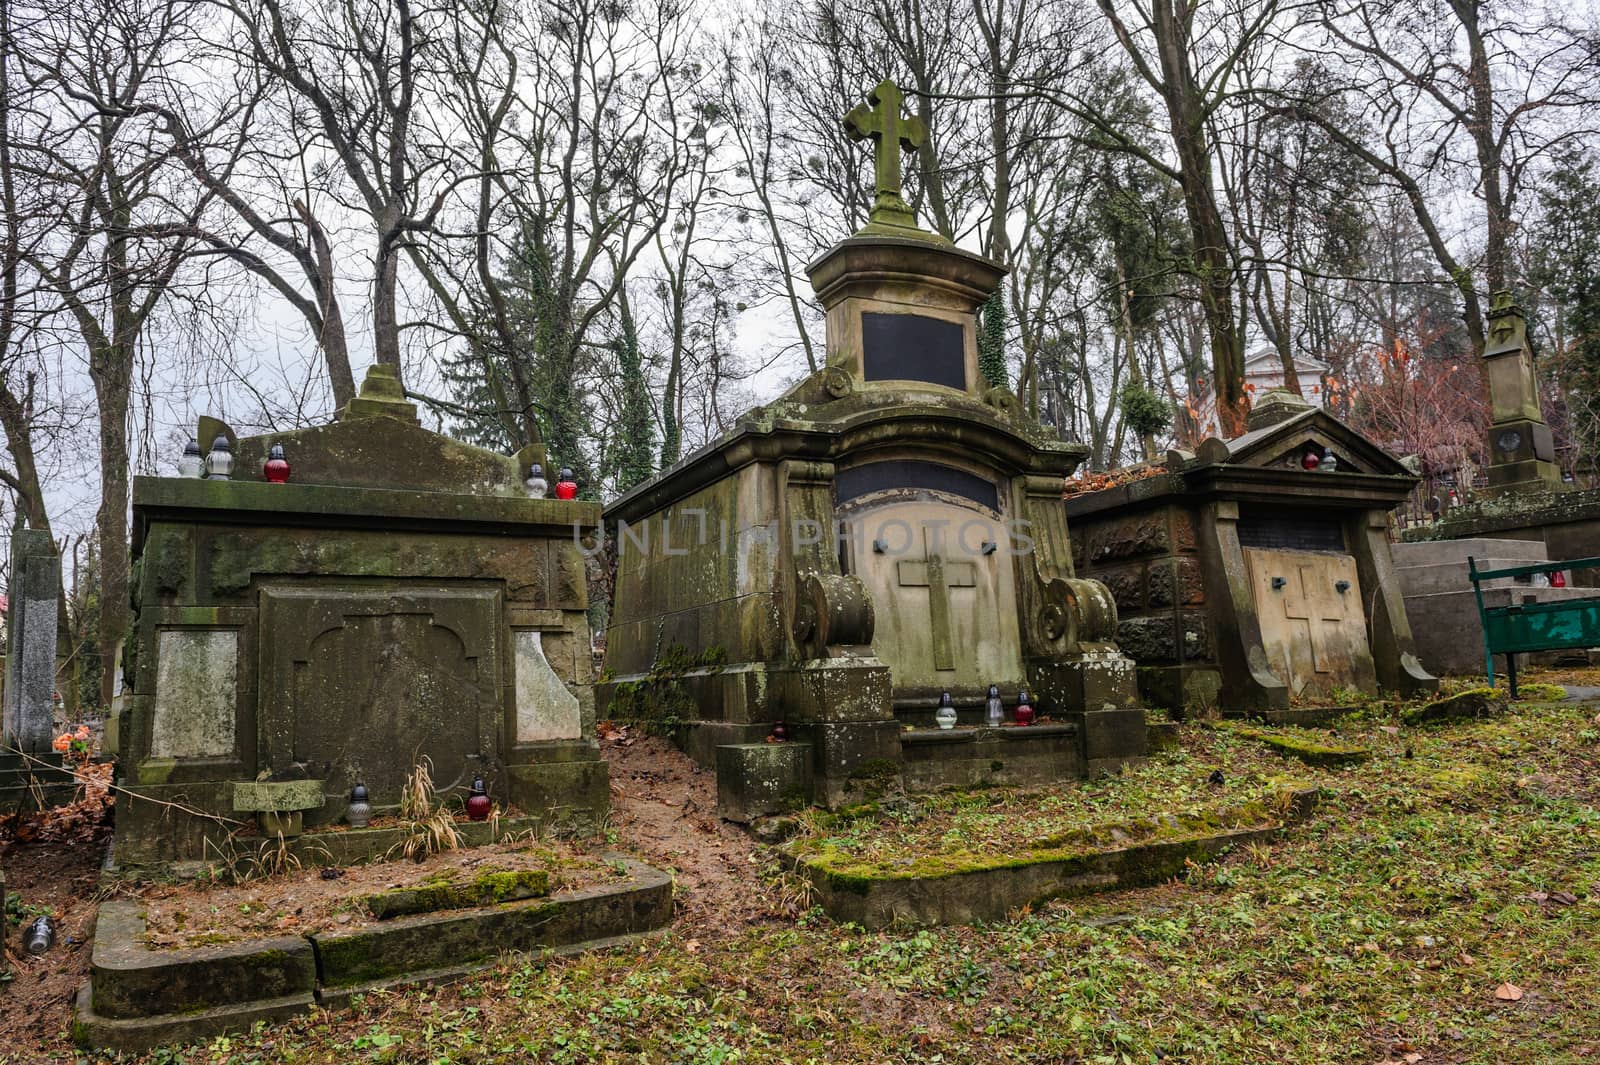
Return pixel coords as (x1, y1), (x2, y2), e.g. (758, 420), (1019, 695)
(1391, 537), (1550, 568)
(1395, 558), (1573, 596)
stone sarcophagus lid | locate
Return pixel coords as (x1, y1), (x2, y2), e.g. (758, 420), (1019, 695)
(1065, 390), (1438, 714)
(600, 84), (1146, 805)
(113, 365), (607, 866)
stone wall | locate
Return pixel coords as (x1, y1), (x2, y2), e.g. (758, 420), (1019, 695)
(1071, 504), (1220, 712)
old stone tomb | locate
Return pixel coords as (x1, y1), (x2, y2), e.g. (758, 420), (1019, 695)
(1066, 390), (1437, 714)
(600, 81), (1147, 809)
(111, 364), (608, 866)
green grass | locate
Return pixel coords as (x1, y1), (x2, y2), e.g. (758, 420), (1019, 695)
(66, 700), (1600, 1064)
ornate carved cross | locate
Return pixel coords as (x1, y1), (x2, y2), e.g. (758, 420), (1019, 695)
(843, 79), (926, 230)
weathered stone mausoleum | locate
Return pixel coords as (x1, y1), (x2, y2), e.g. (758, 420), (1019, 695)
(111, 366), (607, 865)
(600, 81), (1147, 807)
(1065, 391), (1438, 714)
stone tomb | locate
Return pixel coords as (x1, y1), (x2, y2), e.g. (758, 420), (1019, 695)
(111, 365), (607, 865)
(1065, 391), (1438, 714)
(600, 81), (1146, 807)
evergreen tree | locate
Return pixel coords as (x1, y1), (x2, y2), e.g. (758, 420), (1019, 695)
(1532, 148), (1600, 461)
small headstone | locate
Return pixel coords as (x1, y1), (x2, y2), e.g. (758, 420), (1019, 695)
(2, 529), (59, 753)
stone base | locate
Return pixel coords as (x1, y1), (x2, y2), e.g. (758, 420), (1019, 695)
(0, 750), (74, 813)
(899, 724), (1082, 791)
(715, 743), (813, 822)
(1029, 652), (1141, 713)
(1075, 707), (1150, 776)
(1136, 664), (1223, 718)
(505, 757), (610, 832)
(791, 719), (904, 808)
(680, 720), (775, 767)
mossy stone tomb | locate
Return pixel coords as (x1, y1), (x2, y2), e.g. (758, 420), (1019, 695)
(112, 365), (607, 866)
(600, 81), (1147, 805)
(1065, 391), (1438, 715)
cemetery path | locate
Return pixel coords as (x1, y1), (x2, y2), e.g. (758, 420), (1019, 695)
(600, 727), (769, 936)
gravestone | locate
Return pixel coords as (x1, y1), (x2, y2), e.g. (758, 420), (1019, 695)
(3, 529), (59, 752)
(0, 529), (72, 814)
(1479, 292), (1564, 498)
(1400, 296), (1600, 590)
(1067, 390), (1437, 713)
(112, 365), (608, 866)
(600, 81), (1146, 804)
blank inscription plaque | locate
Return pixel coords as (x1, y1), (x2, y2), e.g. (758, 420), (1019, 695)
(861, 312), (966, 389)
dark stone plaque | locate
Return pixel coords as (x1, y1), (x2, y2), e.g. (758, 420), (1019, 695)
(835, 460), (999, 512)
(861, 312), (966, 389)
(1237, 510), (1346, 553)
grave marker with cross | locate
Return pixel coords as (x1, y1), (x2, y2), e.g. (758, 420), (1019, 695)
(843, 79), (926, 231)
(895, 527), (977, 671)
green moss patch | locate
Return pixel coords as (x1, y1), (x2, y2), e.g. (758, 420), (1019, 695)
(361, 868), (551, 920)
(1216, 722), (1372, 767)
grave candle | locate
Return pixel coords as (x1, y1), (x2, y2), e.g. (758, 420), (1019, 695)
(178, 438), (203, 478)
(1013, 688), (1035, 727)
(985, 684), (1004, 727)
(205, 435), (234, 480)
(525, 462), (548, 498)
(554, 468), (578, 500)
(935, 691), (957, 730)
(466, 775), (492, 821)
(264, 443), (291, 483)
(346, 782), (372, 828)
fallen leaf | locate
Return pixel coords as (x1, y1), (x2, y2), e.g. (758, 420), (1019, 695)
(686, 938), (701, 954)
(1549, 890), (1578, 906)
(1380, 725), (1401, 735)
(1494, 982), (1525, 1001)
(1404, 1054), (1422, 1064)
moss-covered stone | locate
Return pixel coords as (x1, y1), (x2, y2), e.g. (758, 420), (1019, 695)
(1402, 687), (1510, 726)
(361, 868), (551, 919)
(1217, 723), (1372, 767)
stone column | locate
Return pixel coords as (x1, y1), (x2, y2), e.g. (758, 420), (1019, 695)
(1345, 509), (1438, 697)
(1480, 292), (1564, 498)
(3, 529), (59, 752)
(1193, 501), (1289, 712)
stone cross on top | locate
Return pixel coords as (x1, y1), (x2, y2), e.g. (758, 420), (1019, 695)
(844, 79), (925, 232)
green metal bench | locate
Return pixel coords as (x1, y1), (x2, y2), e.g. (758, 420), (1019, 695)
(1468, 555), (1600, 696)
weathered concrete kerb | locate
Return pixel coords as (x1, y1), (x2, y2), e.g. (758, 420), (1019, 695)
(788, 788), (1320, 928)
(72, 857), (672, 1053)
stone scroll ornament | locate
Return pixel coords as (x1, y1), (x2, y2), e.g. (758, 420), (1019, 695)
(791, 572), (876, 658)
(1036, 576), (1119, 655)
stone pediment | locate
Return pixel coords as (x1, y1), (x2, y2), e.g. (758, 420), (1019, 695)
(216, 366), (528, 496)
(1209, 407), (1411, 478)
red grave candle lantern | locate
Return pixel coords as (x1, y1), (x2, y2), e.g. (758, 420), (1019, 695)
(264, 443), (291, 483)
(554, 467), (578, 500)
(466, 775), (492, 821)
(1014, 688), (1035, 727)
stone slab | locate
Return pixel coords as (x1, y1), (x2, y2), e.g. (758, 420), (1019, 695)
(796, 824), (1281, 929)
(312, 857), (671, 987)
(1391, 538), (1551, 567)
(149, 629), (238, 760)
(231, 779), (326, 813)
(514, 630), (581, 742)
(715, 742), (813, 822)
(3, 528), (59, 753)
(898, 725), (1082, 791)
(88, 902), (317, 1019)
(73, 981), (314, 1055)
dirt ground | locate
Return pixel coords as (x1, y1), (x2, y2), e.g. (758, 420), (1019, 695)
(596, 723), (767, 933)
(0, 727), (765, 1057)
